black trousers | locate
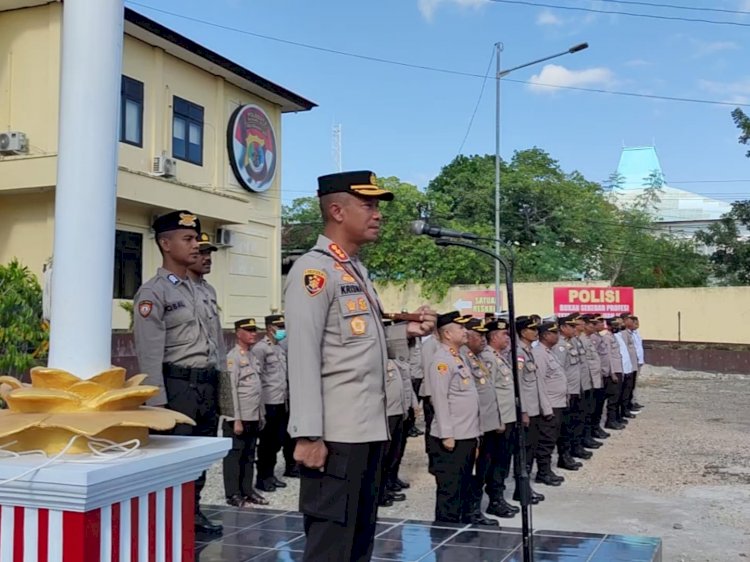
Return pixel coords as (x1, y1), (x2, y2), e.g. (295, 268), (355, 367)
(301, 441), (386, 562)
(629, 369), (640, 408)
(473, 430), (502, 506)
(428, 436), (476, 523)
(557, 394), (583, 455)
(382, 415), (405, 491)
(605, 376), (622, 424)
(524, 416), (541, 472)
(222, 420), (259, 499)
(592, 387), (607, 427)
(620, 372), (636, 418)
(423, 397), (434, 450)
(161, 375), (218, 512)
(582, 389), (595, 438)
(535, 408), (563, 473)
(406, 379), (423, 433)
(282, 431), (296, 469)
(257, 403), (287, 480)
(487, 421), (517, 500)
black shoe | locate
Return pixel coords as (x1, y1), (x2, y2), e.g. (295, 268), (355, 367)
(557, 454), (581, 470)
(378, 496), (394, 507)
(531, 489), (545, 502)
(395, 477), (410, 489)
(549, 470), (564, 482)
(571, 446), (593, 459)
(486, 501), (516, 518)
(463, 513), (499, 526)
(593, 428), (610, 439)
(619, 417), (629, 425)
(245, 491), (269, 506)
(256, 478), (277, 492)
(387, 491), (406, 502)
(195, 511), (222, 534)
(226, 494), (244, 507)
(535, 472), (562, 486)
(408, 426), (423, 438)
(495, 497), (520, 513)
(271, 477), (287, 488)
(623, 411), (636, 419)
(386, 480), (403, 492)
(631, 402), (644, 410)
(582, 438), (602, 449)
(605, 421), (625, 430)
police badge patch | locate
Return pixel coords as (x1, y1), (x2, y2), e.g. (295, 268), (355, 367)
(304, 269), (327, 296)
(138, 300), (153, 318)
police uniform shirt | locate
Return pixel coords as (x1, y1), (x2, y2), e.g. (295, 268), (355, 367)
(552, 336), (582, 397)
(463, 347), (502, 433)
(134, 267), (213, 405)
(591, 331), (611, 381)
(226, 344), (262, 421)
(386, 359), (407, 417)
(602, 331), (624, 375)
(615, 332), (634, 374)
(573, 336), (592, 393)
(284, 235), (407, 443)
(533, 345), (568, 409)
(409, 339), (424, 381)
(419, 335), (439, 398)
(395, 357), (417, 414)
(483, 346), (517, 424)
(632, 329), (645, 366)
(580, 333), (603, 389)
(428, 344), (480, 440)
(251, 335), (287, 406)
(517, 340), (553, 417)
(193, 278), (224, 369)
(621, 329), (639, 373)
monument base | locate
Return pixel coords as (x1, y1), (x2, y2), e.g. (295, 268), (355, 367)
(0, 435), (230, 561)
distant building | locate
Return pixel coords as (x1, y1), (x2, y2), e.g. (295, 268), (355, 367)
(610, 146), (733, 240)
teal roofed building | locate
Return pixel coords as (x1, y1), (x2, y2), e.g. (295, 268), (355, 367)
(611, 146), (733, 240)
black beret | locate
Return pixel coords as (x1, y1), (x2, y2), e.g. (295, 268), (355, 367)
(317, 170), (394, 201)
(152, 210), (201, 234)
(265, 314), (285, 328)
(538, 321), (559, 335)
(515, 316), (539, 331)
(437, 311), (472, 329)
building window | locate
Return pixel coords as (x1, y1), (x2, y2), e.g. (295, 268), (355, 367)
(120, 76), (143, 147)
(172, 96), (203, 165)
(114, 230), (143, 300)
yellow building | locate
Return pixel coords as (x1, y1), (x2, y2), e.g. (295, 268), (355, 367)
(0, 1), (315, 329)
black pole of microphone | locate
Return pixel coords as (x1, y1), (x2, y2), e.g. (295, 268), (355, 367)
(434, 238), (534, 562)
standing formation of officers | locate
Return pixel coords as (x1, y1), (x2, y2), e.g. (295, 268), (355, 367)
(133, 171), (646, 562)
(419, 309), (645, 526)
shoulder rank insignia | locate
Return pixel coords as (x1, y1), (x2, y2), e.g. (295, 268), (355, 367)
(436, 363), (449, 374)
(304, 269), (327, 296)
(328, 243), (350, 262)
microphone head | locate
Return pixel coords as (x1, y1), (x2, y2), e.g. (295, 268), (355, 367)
(409, 220), (426, 235)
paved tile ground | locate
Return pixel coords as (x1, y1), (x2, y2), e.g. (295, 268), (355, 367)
(197, 505), (662, 562)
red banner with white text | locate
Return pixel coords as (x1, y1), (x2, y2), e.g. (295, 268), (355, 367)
(553, 286), (634, 316)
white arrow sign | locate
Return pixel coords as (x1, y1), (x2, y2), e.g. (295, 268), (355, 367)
(453, 298), (472, 310)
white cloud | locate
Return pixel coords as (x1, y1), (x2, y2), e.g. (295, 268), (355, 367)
(698, 77), (750, 105)
(417, 0), (488, 21)
(625, 58), (652, 68)
(526, 64), (615, 93)
(692, 39), (739, 57)
(536, 9), (563, 26)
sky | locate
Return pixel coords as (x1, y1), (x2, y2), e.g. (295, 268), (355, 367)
(126, 0), (750, 206)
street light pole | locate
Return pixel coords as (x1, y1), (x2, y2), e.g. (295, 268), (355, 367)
(493, 41), (588, 314)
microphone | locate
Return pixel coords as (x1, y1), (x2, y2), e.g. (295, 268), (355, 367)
(409, 220), (479, 240)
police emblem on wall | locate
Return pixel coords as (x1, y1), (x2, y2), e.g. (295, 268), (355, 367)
(227, 104), (277, 193)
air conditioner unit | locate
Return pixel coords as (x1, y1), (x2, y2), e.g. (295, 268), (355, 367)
(216, 228), (233, 247)
(152, 154), (177, 178)
(0, 131), (28, 155)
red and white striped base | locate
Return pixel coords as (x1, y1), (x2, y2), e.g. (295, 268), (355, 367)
(0, 483), (195, 562)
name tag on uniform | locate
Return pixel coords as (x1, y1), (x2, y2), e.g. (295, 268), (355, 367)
(164, 301), (186, 313)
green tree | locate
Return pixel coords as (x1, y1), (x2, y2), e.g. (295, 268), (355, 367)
(0, 260), (48, 379)
(696, 201), (750, 284)
(732, 108), (750, 157)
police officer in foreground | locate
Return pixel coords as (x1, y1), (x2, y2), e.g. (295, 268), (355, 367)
(223, 318), (268, 507)
(284, 171), (436, 562)
(134, 210), (221, 535)
(253, 314), (291, 492)
(553, 314), (584, 471)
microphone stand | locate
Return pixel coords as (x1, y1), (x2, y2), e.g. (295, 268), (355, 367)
(434, 237), (534, 562)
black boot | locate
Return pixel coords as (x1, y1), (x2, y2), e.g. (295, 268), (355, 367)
(557, 453), (581, 470)
(593, 427), (610, 439)
(582, 437), (602, 449)
(195, 510), (222, 534)
(486, 500), (516, 518)
(571, 446), (593, 459)
(395, 477), (410, 489)
(283, 464), (300, 478)
(605, 421), (625, 430)
(255, 477), (277, 492)
(463, 511), (499, 526)
(535, 471), (563, 486)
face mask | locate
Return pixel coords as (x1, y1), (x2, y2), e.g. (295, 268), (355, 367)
(274, 329), (287, 342)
